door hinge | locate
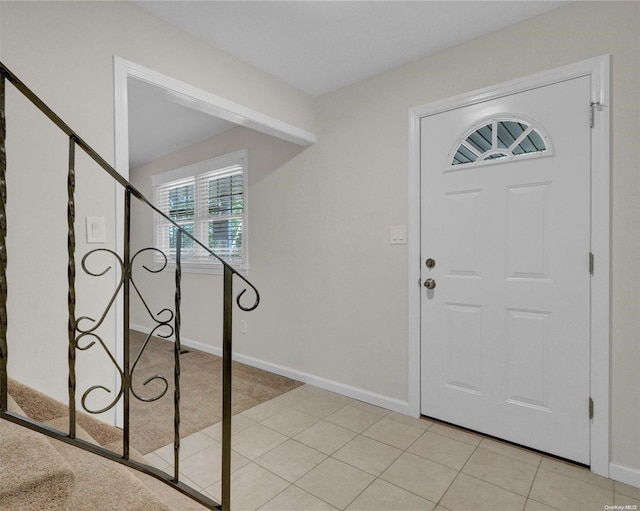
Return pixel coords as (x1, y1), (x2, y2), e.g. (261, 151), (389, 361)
(589, 252), (594, 275)
(590, 102), (604, 128)
(589, 397), (594, 419)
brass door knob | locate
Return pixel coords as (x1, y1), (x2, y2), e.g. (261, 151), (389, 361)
(424, 278), (436, 290)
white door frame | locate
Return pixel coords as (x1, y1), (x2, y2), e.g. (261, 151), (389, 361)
(407, 55), (610, 477)
(111, 56), (316, 427)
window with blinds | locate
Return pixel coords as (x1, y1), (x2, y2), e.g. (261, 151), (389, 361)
(152, 150), (248, 272)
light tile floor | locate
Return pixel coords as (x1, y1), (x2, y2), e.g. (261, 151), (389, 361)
(145, 384), (640, 511)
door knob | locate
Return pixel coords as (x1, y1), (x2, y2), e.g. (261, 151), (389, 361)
(424, 278), (436, 290)
(425, 258), (436, 269)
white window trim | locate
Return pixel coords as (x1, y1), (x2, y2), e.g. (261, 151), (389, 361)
(152, 149), (249, 275)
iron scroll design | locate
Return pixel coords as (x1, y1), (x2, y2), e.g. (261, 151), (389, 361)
(74, 247), (174, 414)
(73, 245), (260, 415)
(128, 248), (173, 403)
(235, 271), (260, 312)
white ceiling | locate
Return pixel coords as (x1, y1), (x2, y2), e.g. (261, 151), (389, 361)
(133, 0), (567, 97)
(128, 0), (567, 166)
(128, 77), (236, 167)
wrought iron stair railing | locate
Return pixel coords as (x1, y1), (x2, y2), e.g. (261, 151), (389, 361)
(0, 61), (258, 511)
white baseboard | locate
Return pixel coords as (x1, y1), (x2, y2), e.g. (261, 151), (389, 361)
(130, 323), (410, 415)
(233, 352), (410, 414)
(610, 462), (640, 489)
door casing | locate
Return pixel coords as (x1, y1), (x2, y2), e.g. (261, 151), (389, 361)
(407, 55), (610, 477)
(112, 56), (316, 429)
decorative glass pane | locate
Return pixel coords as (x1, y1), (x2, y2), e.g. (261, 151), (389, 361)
(527, 130), (546, 150)
(452, 118), (547, 167)
(497, 121), (526, 149)
(453, 144), (478, 165)
(485, 152), (509, 161)
(465, 124), (492, 153)
(522, 129), (546, 152)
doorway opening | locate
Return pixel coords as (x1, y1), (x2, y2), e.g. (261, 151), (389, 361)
(112, 57), (316, 428)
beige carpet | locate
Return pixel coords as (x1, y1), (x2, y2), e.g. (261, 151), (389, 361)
(8, 332), (302, 455)
(7, 379), (123, 448)
(129, 330), (303, 454)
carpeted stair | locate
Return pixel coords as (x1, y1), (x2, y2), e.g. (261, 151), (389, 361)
(1, 396), (75, 510)
(1, 380), (210, 511)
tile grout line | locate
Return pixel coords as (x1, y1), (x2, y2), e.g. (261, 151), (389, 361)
(223, 392), (378, 510)
(523, 456), (544, 509)
(432, 431), (484, 509)
(334, 414), (434, 510)
(251, 401), (432, 510)
(337, 414), (401, 509)
(462, 446), (543, 502)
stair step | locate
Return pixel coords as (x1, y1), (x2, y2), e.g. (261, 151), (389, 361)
(34, 414), (173, 511)
(46, 418), (210, 510)
(1, 397), (75, 511)
(4, 383), (211, 510)
(49, 439), (173, 511)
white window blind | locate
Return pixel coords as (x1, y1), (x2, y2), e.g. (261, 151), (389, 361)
(152, 150), (248, 272)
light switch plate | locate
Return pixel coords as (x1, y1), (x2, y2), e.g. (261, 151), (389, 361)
(390, 225), (407, 245)
(86, 217), (106, 243)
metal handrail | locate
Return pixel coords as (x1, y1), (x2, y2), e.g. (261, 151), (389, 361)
(0, 61), (257, 511)
(0, 62), (258, 296)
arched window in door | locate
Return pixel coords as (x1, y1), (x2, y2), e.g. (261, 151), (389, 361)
(451, 117), (551, 167)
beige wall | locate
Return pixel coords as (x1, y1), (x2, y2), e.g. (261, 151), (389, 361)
(295, 0), (638, 471)
(129, 126), (305, 348)
(0, 0), (315, 422)
(1, 0), (638, 476)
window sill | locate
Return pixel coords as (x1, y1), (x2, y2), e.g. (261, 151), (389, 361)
(153, 262), (248, 276)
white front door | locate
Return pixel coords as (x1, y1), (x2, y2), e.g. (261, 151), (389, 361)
(420, 76), (591, 464)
